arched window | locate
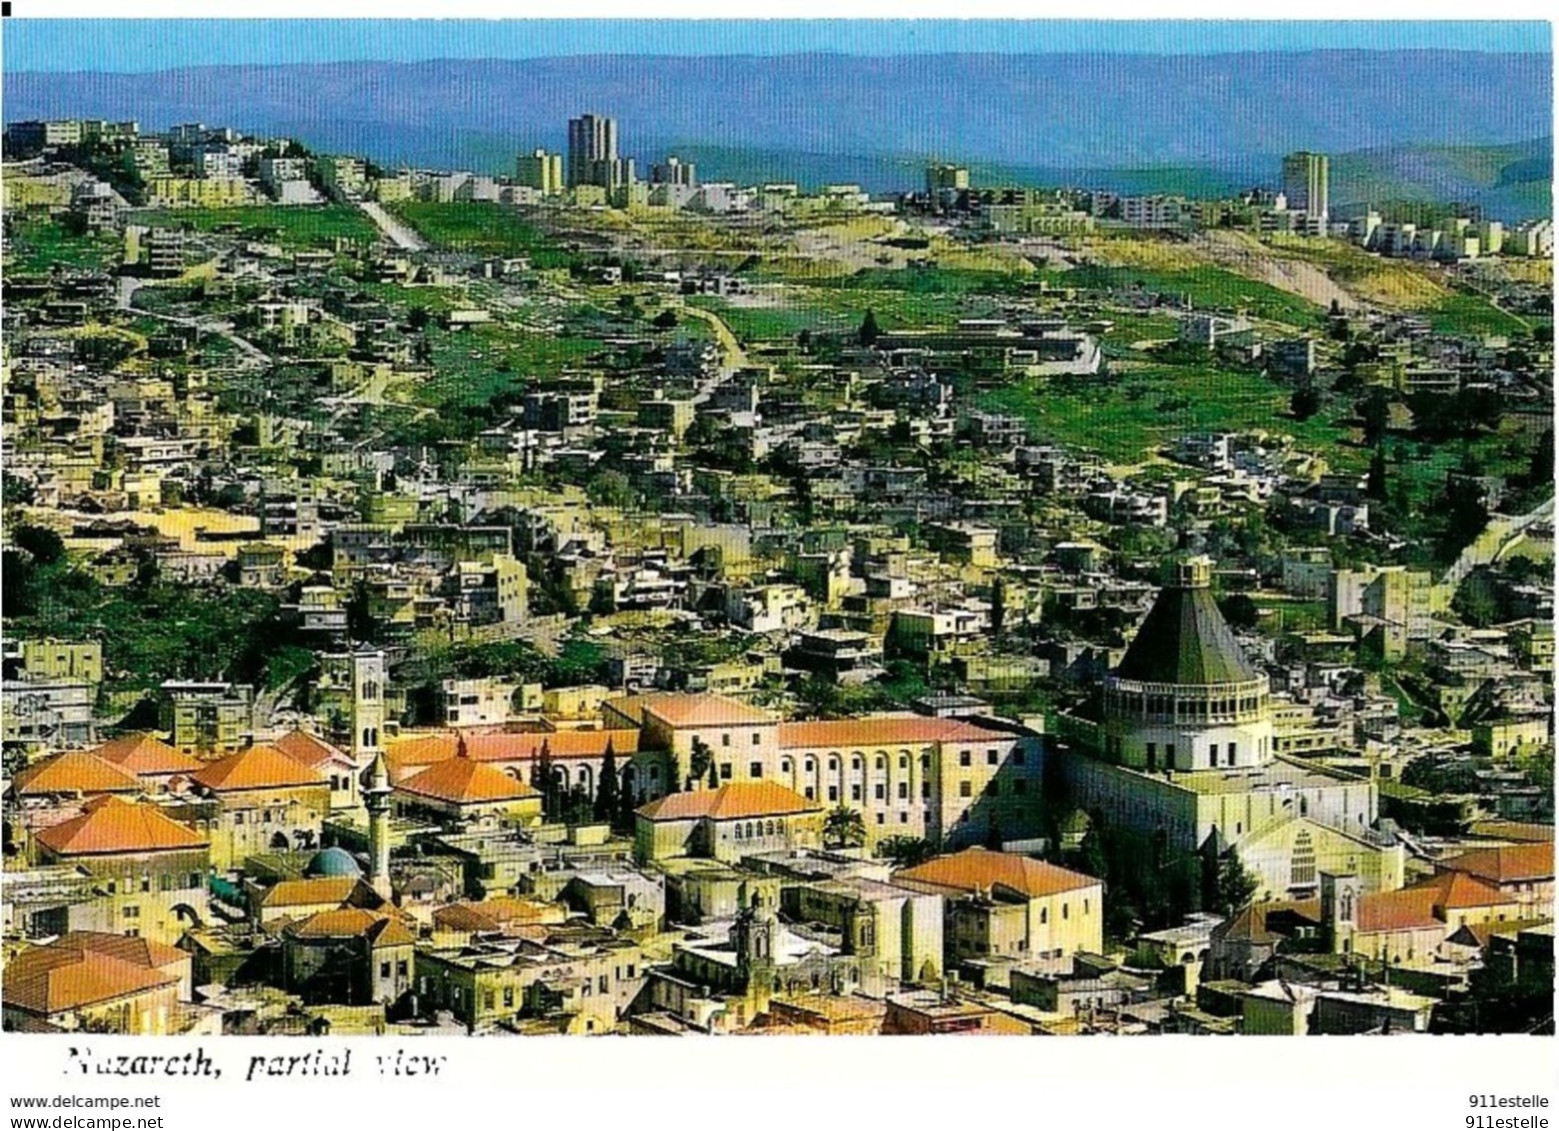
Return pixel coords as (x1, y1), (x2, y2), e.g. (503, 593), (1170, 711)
(875, 755), (886, 770)
(1062, 903), (1069, 920)
(1040, 907), (1048, 924)
(899, 753), (910, 769)
(766, 820), (776, 836)
(851, 755), (862, 770)
(804, 758), (815, 773)
(781, 758), (794, 777)
(1291, 829), (1317, 887)
(734, 823), (743, 840)
(828, 757), (839, 771)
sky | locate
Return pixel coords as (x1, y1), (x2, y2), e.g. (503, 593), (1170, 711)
(2, 20), (1550, 72)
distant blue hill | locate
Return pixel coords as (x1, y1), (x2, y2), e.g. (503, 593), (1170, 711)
(4, 52), (1551, 220)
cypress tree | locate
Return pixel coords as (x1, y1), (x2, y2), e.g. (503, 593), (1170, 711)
(594, 739), (619, 822)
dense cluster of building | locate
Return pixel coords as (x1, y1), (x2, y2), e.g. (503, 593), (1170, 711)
(1, 113), (1552, 1037)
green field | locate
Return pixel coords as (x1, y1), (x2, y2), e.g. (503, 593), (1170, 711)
(415, 322), (606, 411)
(388, 201), (576, 267)
(976, 366), (1352, 463)
(4, 215), (120, 273)
(1064, 264), (1323, 327)
(133, 205), (379, 248)
(1426, 292), (1530, 338)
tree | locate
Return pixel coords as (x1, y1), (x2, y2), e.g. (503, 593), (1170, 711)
(990, 574), (1008, 642)
(858, 309), (881, 347)
(652, 309), (678, 330)
(706, 761), (719, 789)
(1357, 390), (1392, 446)
(1078, 826), (1109, 882)
(1218, 593), (1260, 631)
(1212, 849), (1260, 916)
(530, 739), (556, 819)
(823, 804), (867, 850)
(689, 737), (714, 784)
(11, 524), (65, 566)
(585, 469), (634, 509)
(1289, 385), (1322, 422)
(1366, 445), (1388, 502)
(875, 835), (938, 868)
(615, 767), (639, 831)
(594, 740), (619, 822)
(1527, 427), (1554, 490)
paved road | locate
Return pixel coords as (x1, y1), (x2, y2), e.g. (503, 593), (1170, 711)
(1440, 493), (1554, 590)
(676, 301), (750, 373)
(118, 276), (270, 366)
(358, 200), (427, 251)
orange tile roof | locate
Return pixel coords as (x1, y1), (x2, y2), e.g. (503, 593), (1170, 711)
(89, 733), (203, 777)
(12, 750), (141, 797)
(1441, 843), (1554, 885)
(258, 876), (365, 909)
(778, 716), (1006, 749)
(286, 907), (417, 947)
(432, 897), (563, 932)
(896, 848), (1100, 900)
(34, 796), (208, 857)
(386, 728), (642, 774)
(396, 756), (539, 806)
(1407, 870), (1514, 911)
(272, 729), (348, 769)
(3, 940), (180, 1015)
(51, 931), (188, 971)
(636, 781), (821, 822)
(1355, 888), (1441, 934)
(634, 692), (775, 729)
(190, 745), (328, 792)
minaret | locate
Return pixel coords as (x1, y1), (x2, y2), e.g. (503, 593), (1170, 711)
(363, 749), (393, 900)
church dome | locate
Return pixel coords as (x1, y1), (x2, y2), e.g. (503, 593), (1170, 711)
(1113, 556), (1260, 686)
(304, 846), (364, 878)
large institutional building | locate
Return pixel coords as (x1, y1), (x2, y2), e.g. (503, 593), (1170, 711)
(380, 694), (1045, 852)
(1058, 557), (1404, 900)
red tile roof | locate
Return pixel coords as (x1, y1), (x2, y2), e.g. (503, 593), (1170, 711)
(1407, 870), (1515, 911)
(629, 692), (775, 729)
(51, 931), (187, 971)
(258, 876), (369, 910)
(89, 733), (203, 777)
(286, 907), (416, 947)
(34, 796), (208, 857)
(396, 756), (539, 806)
(896, 848), (1100, 900)
(777, 716), (1007, 749)
(1355, 888), (1441, 934)
(1440, 843), (1554, 886)
(636, 781), (821, 822)
(12, 750), (141, 797)
(272, 729), (348, 769)
(190, 745), (327, 792)
(432, 897), (563, 932)
(3, 933), (183, 1015)
(386, 728), (641, 774)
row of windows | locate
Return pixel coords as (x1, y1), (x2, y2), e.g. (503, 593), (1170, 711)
(105, 872), (203, 895)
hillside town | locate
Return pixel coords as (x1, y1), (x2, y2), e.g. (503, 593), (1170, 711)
(1, 113), (1553, 1038)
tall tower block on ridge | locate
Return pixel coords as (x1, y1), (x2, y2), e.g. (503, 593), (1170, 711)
(1282, 151), (1330, 223)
